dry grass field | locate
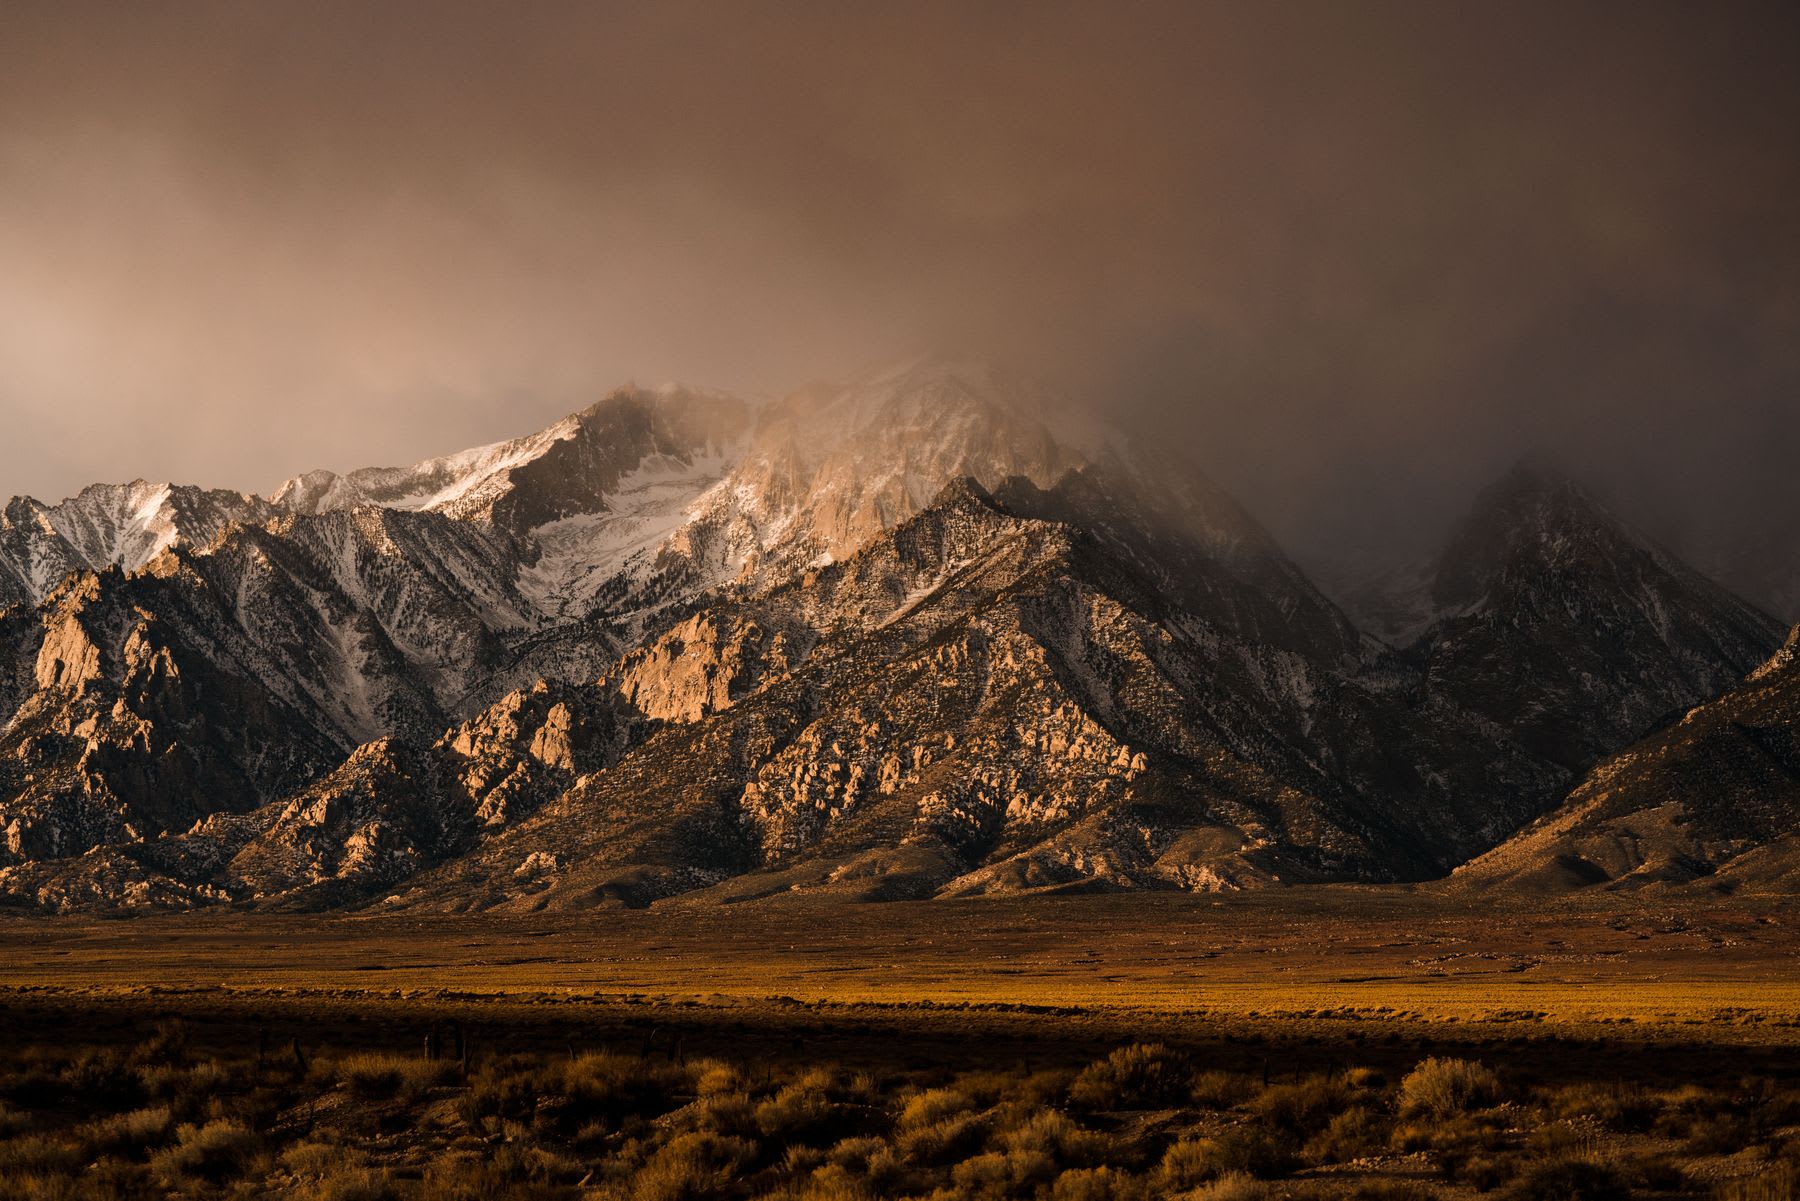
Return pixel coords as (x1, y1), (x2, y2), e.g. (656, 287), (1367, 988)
(1, 889), (1797, 1199)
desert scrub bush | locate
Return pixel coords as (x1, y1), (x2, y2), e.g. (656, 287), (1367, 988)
(1622, 1156), (1686, 1193)
(631, 1132), (758, 1201)
(285, 1165), (399, 1201)
(80, 1106), (174, 1159)
(137, 1057), (230, 1120)
(1745, 1078), (1800, 1129)
(1185, 1171), (1269, 1201)
(952, 1147), (1060, 1198)
(1332, 1185), (1437, 1201)
(897, 1111), (989, 1166)
(0, 1066), (62, 1112)
(755, 1070), (858, 1145)
(58, 1048), (148, 1112)
(1151, 1139), (1219, 1193)
(816, 1137), (907, 1195)
(131, 1020), (190, 1067)
(694, 1061), (747, 1098)
(0, 1172), (91, 1201)
(998, 1106), (1111, 1168)
(898, 1086), (975, 1129)
(419, 1145), (577, 1201)
(1016, 1069), (1077, 1107)
(1439, 1146), (1519, 1192)
(1303, 1105), (1391, 1164)
(561, 1050), (691, 1121)
(457, 1059), (544, 1127)
(1524, 1119), (1605, 1164)
(1398, 1057), (1500, 1119)
(692, 1089), (761, 1140)
(0, 1133), (86, 1178)
(149, 1118), (263, 1185)
(955, 1069), (1030, 1106)
(753, 1162), (879, 1201)
(824, 1136), (885, 1170)
(1069, 1043), (1193, 1110)
(1684, 1107), (1760, 1156)
(1153, 1129), (1298, 1189)
(0, 1104), (28, 1139)
(282, 1139), (363, 1177)
(1048, 1165), (1144, 1201)
(327, 1052), (458, 1101)
(1393, 1107), (1513, 1186)
(1250, 1075), (1352, 1138)
(1190, 1071), (1255, 1110)
(1501, 1158), (1630, 1201)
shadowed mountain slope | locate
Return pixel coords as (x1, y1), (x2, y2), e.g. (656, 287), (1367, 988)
(1456, 625), (1800, 894)
(0, 364), (1789, 911)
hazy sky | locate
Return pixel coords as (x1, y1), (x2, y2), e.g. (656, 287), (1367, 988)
(2, 0), (1797, 570)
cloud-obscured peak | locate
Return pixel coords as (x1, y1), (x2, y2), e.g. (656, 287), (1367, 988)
(1, 0), (1796, 576)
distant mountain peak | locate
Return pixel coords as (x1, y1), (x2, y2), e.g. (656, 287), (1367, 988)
(1431, 460), (1633, 611)
(3, 361), (1795, 911)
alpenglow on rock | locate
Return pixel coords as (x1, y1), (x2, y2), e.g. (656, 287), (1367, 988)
(0, 358), (1787, 911)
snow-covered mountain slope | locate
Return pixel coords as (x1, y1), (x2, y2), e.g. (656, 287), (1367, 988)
(274, 383), (756, 625)
(272, 384), (748, 525)
(0, 482), (274, 611)
(572, 357), (1368, 663)
(0, 364), (1788, 912)
(265, 357), (1359, 651)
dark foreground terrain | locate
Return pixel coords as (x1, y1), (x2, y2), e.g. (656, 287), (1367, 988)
(1, 892), (1797, 1199)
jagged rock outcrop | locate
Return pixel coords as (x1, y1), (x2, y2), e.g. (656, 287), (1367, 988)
(387, 477), (1458, 912)
(0, 677), (635, 911)
(0, 571), (340, 866)
(0, 360), (1790, 911)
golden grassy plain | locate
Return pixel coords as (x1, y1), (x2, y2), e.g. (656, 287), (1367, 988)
(3, 889), (1796, 1047)
(2, 890), (1798, 1199)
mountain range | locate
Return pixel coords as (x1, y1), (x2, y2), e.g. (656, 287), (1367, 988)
(0, 358), (1791, 912)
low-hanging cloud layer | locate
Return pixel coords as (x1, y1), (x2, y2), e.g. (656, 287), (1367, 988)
(2, 0), (1797, 575)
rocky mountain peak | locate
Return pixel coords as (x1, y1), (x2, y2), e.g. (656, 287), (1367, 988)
(1411, 459), (1785, 774)
(3, 362), (1794, 912)
(1431, 461), (1630, 611)
(0, 481), (273, 611)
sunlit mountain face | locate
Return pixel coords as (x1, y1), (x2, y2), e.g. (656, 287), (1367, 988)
(0, 359), (1786, 912)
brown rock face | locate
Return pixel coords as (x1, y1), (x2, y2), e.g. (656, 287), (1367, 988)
(610, 614), (806, 723)
(34, 610), (103, 691)
(2, 363), (1790, 913)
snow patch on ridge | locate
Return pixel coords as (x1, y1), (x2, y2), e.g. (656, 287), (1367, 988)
(516, 448), (736, 619)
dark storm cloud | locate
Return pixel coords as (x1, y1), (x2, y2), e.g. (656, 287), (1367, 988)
(1, 0), (1797, 572)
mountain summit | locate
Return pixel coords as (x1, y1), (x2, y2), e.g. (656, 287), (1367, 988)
(0, 367), (1787, 911)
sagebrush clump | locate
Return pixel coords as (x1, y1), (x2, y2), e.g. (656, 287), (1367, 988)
(0, 1026), (1788, 1200)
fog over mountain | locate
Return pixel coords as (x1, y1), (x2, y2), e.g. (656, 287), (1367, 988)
(2, 0), (1798, 614)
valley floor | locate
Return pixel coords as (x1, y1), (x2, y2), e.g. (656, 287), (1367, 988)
(4, 889), (1796, 1030)
(1, 890), (1797, 1198)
